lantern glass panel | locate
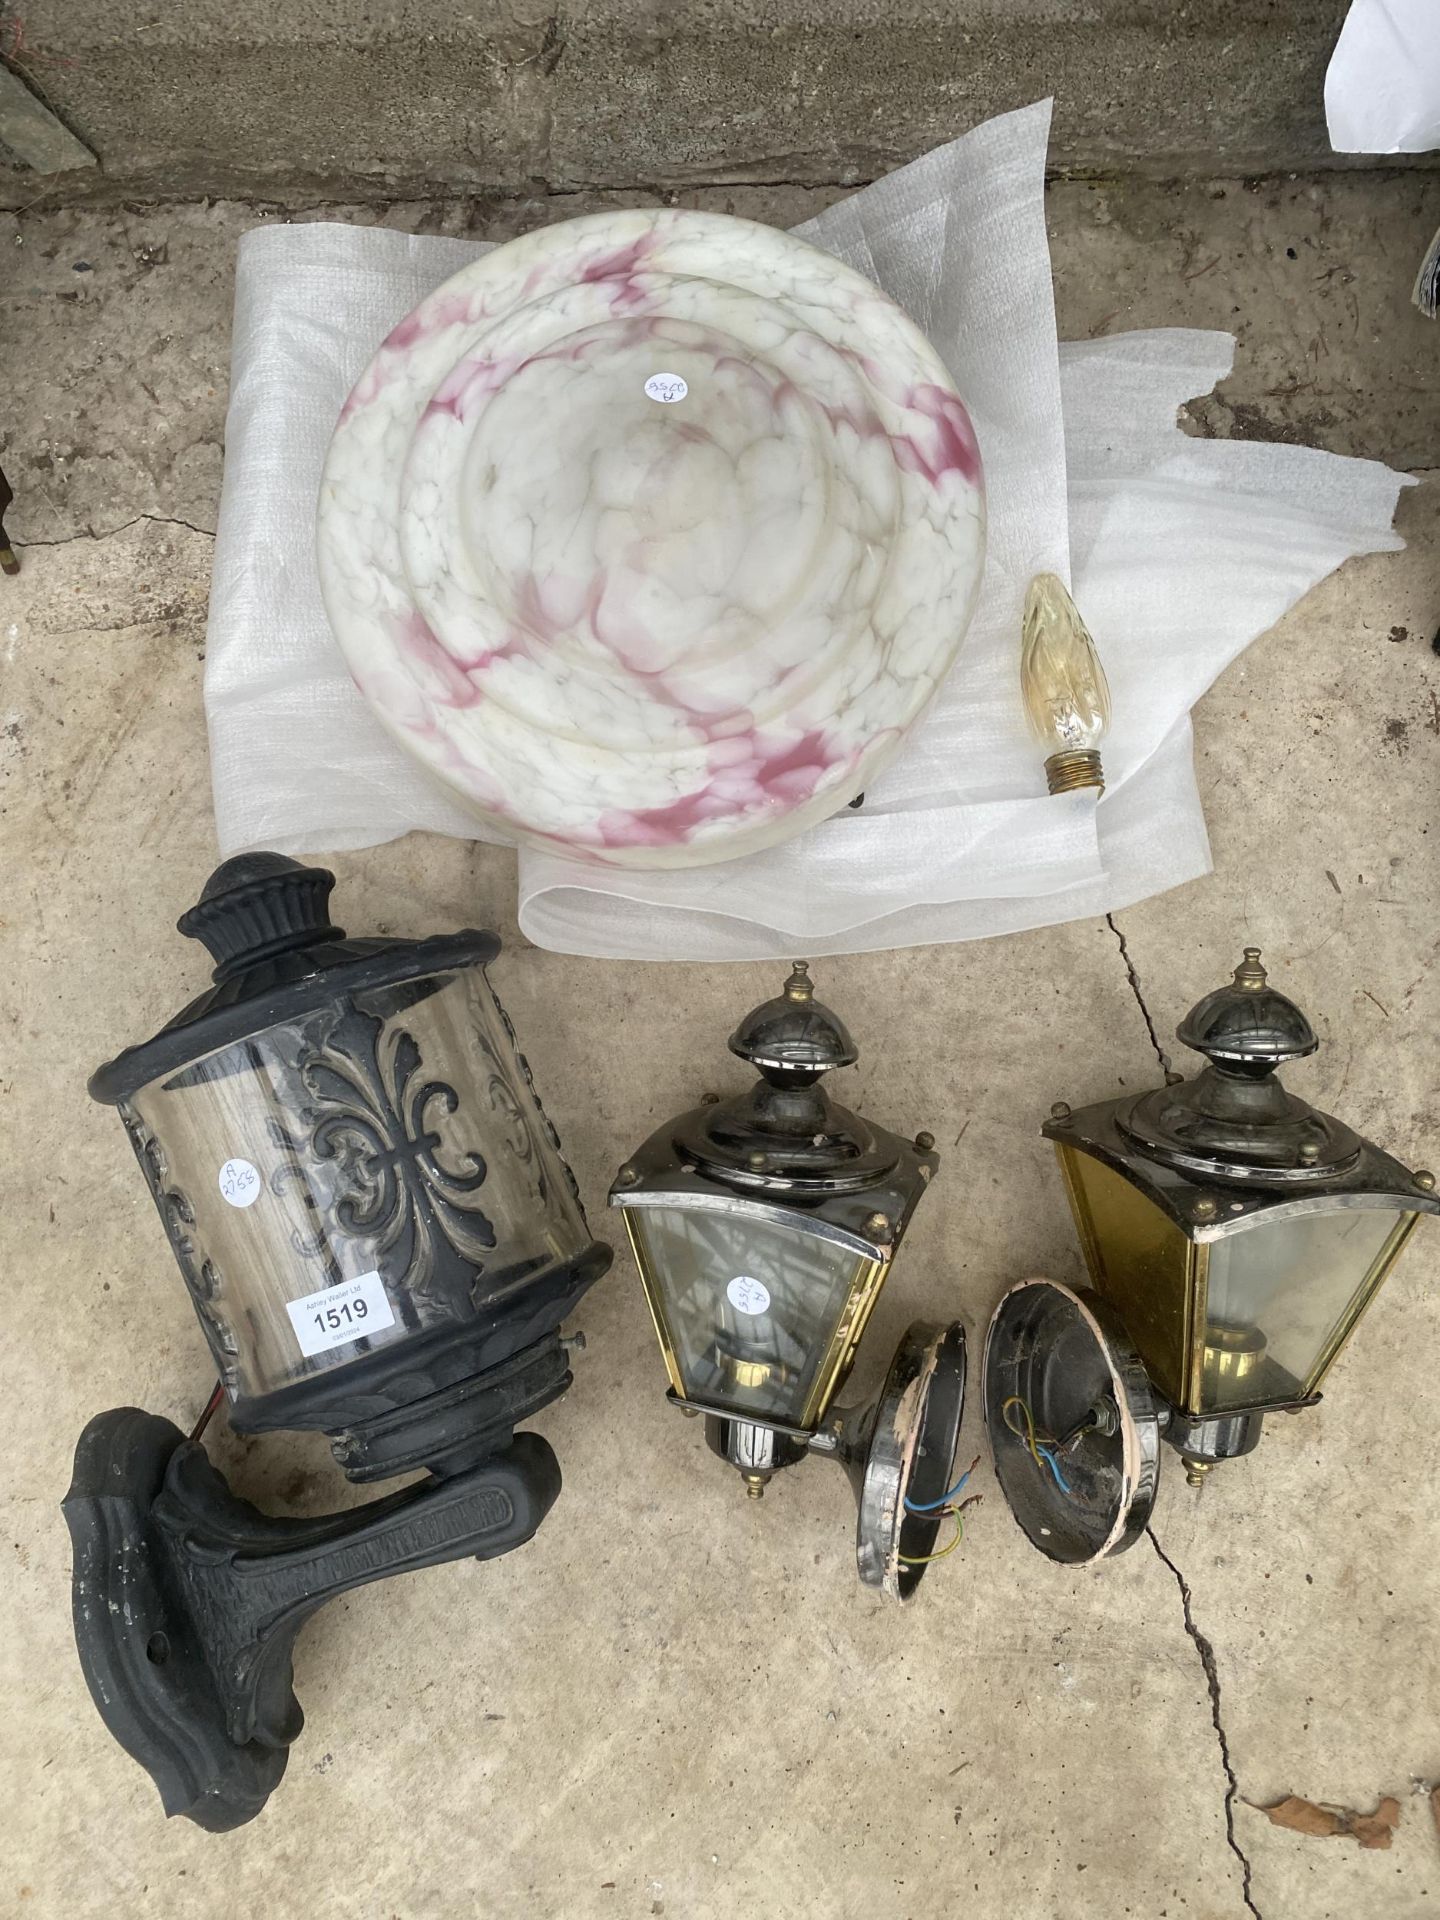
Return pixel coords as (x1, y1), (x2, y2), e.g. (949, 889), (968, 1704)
(1201, 1207), (1415, 1411)
(121, 967), (590, 1404)
(1054, 1145), (1196, 1409)
(627, 1204), (883, 1427)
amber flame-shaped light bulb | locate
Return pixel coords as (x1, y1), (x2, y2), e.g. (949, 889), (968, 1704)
(1021, 572), (1111, 795)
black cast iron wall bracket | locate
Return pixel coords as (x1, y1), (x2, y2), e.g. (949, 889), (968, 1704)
(63, 1407), (560, 1829)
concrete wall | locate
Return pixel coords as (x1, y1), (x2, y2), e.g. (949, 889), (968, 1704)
(0, 0), (1406, 205)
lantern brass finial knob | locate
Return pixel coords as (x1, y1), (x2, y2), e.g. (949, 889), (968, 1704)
(1233, 948), (1267, 991)
(784, 961), (814, 1004)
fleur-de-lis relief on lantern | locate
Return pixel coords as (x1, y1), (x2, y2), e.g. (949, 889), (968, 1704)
(271, 1002), (498, 1313)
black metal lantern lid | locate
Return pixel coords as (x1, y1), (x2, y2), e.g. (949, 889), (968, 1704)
(613, 963), (938, 1256)
(681, 963), (903, 1193)
(728, 961), (859, 1076)
(1117, 949), (1362, 1184)
(1175, 946), (1317, 1066)
(89, 853), (499, 1105)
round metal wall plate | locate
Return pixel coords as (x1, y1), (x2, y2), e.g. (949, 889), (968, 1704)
(855, 1319), (967, 1601)
(982, 1278), (1159, 1565)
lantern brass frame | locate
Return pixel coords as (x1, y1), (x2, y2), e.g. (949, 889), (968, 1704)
(1045, 1101), (1437, 1420)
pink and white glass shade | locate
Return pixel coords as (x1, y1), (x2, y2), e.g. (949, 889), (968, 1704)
(318, 208), (987, 868)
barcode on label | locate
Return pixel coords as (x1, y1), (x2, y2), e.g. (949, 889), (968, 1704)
(286, 1270), (395, 1358)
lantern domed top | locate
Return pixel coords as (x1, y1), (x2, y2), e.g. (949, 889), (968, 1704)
(728, 962), (859, 1081)
(1117, 948), (1358, 1182)
(1176, 949), (1318, 1075)
(178, 852), (343, 980)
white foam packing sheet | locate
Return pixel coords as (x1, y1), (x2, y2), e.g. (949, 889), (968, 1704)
(205, 100), (1411, 960)
(1325, 0), (1440, 155)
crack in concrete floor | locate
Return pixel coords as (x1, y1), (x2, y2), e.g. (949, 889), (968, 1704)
(1121, 917), (1256, 1917)
(1148, 1527), (1261, 1920)
(1107, 911), (1175, 1079)
(16, 513), (217, 546)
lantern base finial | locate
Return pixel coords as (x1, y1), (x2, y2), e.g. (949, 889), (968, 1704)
(63, 1408), (561, 1829)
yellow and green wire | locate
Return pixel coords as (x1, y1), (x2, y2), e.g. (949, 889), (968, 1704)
(897, 1454), (983, 1566)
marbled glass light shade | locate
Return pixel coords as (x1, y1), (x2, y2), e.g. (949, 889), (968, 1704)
(319, 209), (986, 868)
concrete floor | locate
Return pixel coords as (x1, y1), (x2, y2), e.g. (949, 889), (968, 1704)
(2, 171), (1438, 1919)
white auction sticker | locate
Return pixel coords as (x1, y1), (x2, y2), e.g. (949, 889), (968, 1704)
(644, 371), (688, 404)
(217, 1158), (261, 1208)
(286, 1271), (395, 1359)
(726, 1274), (772, 1316)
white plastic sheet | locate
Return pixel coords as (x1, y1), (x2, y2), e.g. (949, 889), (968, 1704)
(1325, 0), (1440, 154)
(205, 100), (1411, 958)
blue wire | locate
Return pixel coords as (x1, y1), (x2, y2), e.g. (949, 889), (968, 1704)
(904, 1463), (975, 1515)
(1038, 1445), (1072, 1495)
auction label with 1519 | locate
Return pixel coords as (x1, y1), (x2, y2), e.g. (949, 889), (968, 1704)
(286, 1270), (395, 1358)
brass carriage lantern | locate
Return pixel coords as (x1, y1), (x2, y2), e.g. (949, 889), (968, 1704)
(610, 964), (967, 1599)
(984, 948), (1438, 1563)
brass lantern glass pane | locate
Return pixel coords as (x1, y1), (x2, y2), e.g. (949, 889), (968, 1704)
(626, 1205), (883, 1428)
(1200, 1207), (1416, 1411)
(1054, 1145), (1198, 1409)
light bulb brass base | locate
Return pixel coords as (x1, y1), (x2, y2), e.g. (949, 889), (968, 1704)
(1044, 748), (1105, 795)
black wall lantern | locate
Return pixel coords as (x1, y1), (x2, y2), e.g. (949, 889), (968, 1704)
(610, 964), (967, 1598)
(984, 949), (1438, 1564)
(63, 855), (610, 1826)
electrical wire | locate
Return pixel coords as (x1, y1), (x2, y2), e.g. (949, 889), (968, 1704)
(1038, 1445), (1072, 1495)
(896, 1493), (984, 1568)
(904, 1452), (981, 1515)
(897, 1506), (965, 1565)
(1001, 1393), (1074, 1496)
(190, 1379), (224, 1444)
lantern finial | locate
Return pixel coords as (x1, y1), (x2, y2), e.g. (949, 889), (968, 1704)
(1233, 947), (1267, 991)
(178, 853), (342, 982)
(784, 960), (814, 1003)
(1114, 950), (1358, 1181)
